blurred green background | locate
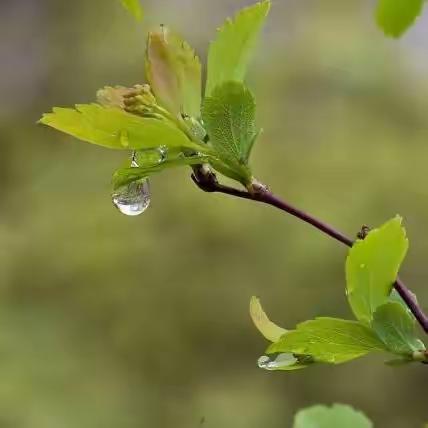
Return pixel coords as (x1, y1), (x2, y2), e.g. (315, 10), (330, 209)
(1, 0), (428, 427)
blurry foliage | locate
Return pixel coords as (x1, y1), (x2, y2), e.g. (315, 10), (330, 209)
(1, 0), (428, 427)
(293, 404), (372, 428)
(375, 0), (424, 38)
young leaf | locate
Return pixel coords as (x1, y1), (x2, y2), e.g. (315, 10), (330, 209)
(293, 404), (373, 428)
(372, 301), (425, 356)
(120, 0), (143, 22)
(146, 27), (202, 118)
(376, 0), (423, 38)
(250, 296), (287, 342)
(202, 81), (257, 184)
(112, 152), (210, 189)
(345, 217), (408, 324)
(39, 104), (203, 151)
(205, 0), (270, 96)
(267, 318), (386, 364)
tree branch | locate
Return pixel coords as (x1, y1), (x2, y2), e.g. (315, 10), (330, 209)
(192, 174), (428, 334)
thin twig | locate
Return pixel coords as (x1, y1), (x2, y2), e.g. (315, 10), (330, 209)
(192, 175), (428, 334)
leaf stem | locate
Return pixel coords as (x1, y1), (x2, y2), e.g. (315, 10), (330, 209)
(192, 175), (428, 334)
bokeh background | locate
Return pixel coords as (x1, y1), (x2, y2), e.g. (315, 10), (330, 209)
(1, 0), (428, 427)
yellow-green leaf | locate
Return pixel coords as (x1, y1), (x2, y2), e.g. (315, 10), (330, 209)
(376, 0), (423, 38)
(267, 318), (386, 364)
(345, 217), (408, 324)
(120, 0), (143, 21)
(372, 301), (425, 356)
(39, 104), (202, 151)
(205, 1), (270, 96)
(250, 296), (287, 342)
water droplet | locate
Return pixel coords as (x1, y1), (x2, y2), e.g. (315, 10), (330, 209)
(112, 150), (150, 216)
(257, 356), (270, 369)
(158, 145), (168, 162)
(112, 179), (150, 216)
(119, 129), (130, 147)
(360, 263), (366, 269)
(133, 147), (168, 166)
(257, 353), (298, 370)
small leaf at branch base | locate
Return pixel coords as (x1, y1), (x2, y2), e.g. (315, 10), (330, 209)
(293, 404), (373, 428)
(112, 152), (210, 189)
(376, 0), (423, 38)
(120, 0), (143, 21)
(250, 296), (287, 342)
(202, 81), (257, 184)
(345, 217), (408, 324)
(39, 104), (203, 152)
(372, 301), (425, 356)
(146, 27), (202, 118)
(267, 317), (386, 364)
(205, 1), (270, 95)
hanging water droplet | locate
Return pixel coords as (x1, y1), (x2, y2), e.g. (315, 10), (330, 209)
(112, 150), (150, 216)
(118, 129), (130, 148)
(112, 179), (150, 216)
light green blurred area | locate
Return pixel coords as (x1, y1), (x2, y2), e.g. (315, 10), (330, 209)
(1, 0), (428, 427)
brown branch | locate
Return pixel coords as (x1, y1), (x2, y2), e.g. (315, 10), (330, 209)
(192, 174), (428, 334)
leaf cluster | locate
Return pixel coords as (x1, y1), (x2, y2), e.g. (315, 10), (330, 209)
(251, 217), (427, 371)
(39, 1), (271, 190)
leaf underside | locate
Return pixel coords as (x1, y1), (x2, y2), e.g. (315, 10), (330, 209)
(250, 296), (287, 342)
(372, 301), (425, 355)
(112, 152), (209, 189)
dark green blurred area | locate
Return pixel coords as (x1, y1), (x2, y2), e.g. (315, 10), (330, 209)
(1, 0), (428, 427)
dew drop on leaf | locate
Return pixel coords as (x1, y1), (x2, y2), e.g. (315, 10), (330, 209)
(257, 353), (298, 370)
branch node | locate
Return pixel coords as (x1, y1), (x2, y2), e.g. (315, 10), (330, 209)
(191, 164), (218, 193)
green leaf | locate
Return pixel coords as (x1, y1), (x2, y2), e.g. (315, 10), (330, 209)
(202, 81), (257, 183)
(345, 217), (408, 324)
(205, 0), (270, 96)
(372, 301), (425, 356)
(112, 152), (209, 189)
(39, 104), (204, 152)
(376, 0), (423, 38)
(267, 318), (386, 364)
(293, 404), (373, 428)
(146, 27), (202, 118)
(249, 296), (287, 342)
(120, 0), (143, 21)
